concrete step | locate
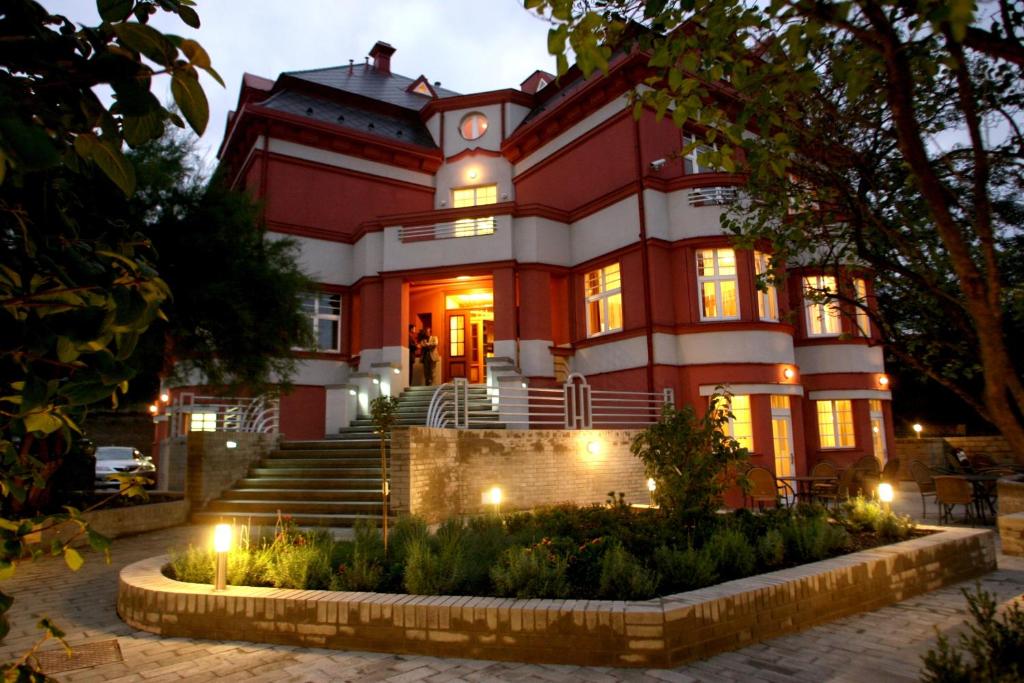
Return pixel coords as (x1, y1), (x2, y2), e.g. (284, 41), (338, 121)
(206, 499), (382, 515)
(258, 458), (381, 469)
(281, 439), (382, 450)
(269, 448), (381, 458)
(235, 477), (381, 490)
(250, 467), (380, 478)
(192, 511), (382, 528)
(221, 488), (381, 502)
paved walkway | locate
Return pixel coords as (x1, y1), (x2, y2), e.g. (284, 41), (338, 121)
(1, 486), (1022, 682)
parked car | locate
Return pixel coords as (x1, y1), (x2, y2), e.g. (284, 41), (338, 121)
(94, 446), (156, 488)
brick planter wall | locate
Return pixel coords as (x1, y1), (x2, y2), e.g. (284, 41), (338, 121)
(118, 527), (995, 668)
(999, 512), (1024, 557)
(998, 476), (1024, 516)
(389, 427), (648, 523)
(41, 498), (189, 547)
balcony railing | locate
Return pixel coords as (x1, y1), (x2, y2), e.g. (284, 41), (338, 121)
(166, 395), (279, 437)
(398, 216), (496, 243)
(688, 187), (738, 207)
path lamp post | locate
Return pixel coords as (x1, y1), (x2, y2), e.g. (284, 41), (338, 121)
(213, 523), (231, 591)
(877, 483), (895, 514)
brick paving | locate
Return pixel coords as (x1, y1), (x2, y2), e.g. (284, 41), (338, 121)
(1, 485), (1022, 682)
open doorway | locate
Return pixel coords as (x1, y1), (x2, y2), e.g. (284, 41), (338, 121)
(409, 275), (494, 384)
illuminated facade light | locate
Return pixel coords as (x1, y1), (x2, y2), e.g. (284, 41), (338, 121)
(877, 483), (894, 503)
(878, 375), (890, 386)
(783, 368), (795, 380)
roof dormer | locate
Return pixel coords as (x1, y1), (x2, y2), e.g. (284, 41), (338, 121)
(406, 75), (437, 98)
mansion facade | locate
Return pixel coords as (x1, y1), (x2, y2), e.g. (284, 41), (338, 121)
(170, 40), (893, 478)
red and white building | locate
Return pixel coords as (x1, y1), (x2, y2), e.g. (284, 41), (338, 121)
(167, 41), (893, 478)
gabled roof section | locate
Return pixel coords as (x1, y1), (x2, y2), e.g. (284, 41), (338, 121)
(406, 75), (438, 98)
(285, 62), (460, 112)
(256, 89), (437, 148)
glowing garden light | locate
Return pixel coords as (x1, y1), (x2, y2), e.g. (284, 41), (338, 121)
(647, 477), (657, 506)
(213, 524), (232, 591)
(913, 423), (923, 439)
(587, 440), (601, 456)
(877, 482), (894, 513)
(487, 486), (502, 514)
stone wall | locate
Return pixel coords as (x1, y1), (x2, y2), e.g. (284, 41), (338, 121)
(999, 512), (1024, 556)
(41, 499), (189, 546)
(893, 435), (1020, 481)
(185, 432), (277, 509)
(118, 527), (995, 668)
(944, 435), (1016, 462)
(998, 476), (1024, 516)
(390, 427), (648, 522)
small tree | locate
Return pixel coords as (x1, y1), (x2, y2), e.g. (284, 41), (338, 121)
(370, 395), (400, 553)
(631, 394), (750, 525)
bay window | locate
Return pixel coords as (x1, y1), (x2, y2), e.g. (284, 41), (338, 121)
(817, 399), (855, 448)
(854, 278), (870, 337)
(804, 275), (841, 336)
(754, 251), (779, 322)
(302, 292), (342, 353)
(452, 184), (497, 236)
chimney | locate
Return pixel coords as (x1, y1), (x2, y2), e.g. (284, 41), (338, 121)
(369, 41), (396, 75)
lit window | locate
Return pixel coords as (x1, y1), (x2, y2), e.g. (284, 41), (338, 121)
(459, 112), (488, 140)
(682, 133), (716, 174)
(854, 278), (870, 337)
(190, 412), (217, 432)
(712, 395), (754, 451)
(585, 263), (623, 337)
(412, 81), (432, 96)
(449, 315), (465, 357)
(817, 400), (855, 448)
(302, 293), (341, 352)
(452, 184), (497, 237)
(754, 251), (779, 322)
(696, 248), (739, 320)
(804, 275), (841, 336)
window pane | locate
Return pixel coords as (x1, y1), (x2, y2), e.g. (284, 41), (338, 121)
(452, 188), (474, 208)
(301, 294), (316, 314)
(449, 316), (465, 356)
(869, 399), (882, 413)
(319, 293), (340, 314)
(318, 319), (338, 351)
(730, 395), (754, 451)
(587, 300), (603, 335)
(606, 293), (623, 331)
(716, 249), (736, 275)
(696, 250), (714, 276)
(770, 395), (790, 410)
(817, 401), (836, 448)
(603, 263), (621, 290)
(702, 281), (718, 318)
(476, 185), (497, 205)
(585, 270), (601, 297)
(720, 279), (738, 318)
(836, 400), (855, 447)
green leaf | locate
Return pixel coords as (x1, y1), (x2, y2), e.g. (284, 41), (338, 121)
(57, 337), (79, 363)
(94, 137), (137, 196)
(947, 0), (975, 41)
(98, 0), (134, 22)
(113, 22), (176, 64)
(63, 547), (84, 572)
(180, 39), (210, 68)
(0, 116), (60, 171)
(123, 109), (165, 147)
(178, 5), (200, 28)
(171, 72), (209, 135)
(23, 411), (63, 435)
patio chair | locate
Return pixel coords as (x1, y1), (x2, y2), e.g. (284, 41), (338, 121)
(909, 460), (937, 519)
(853, 455), (881, 497)
(881, 458), (901, 483)
(746, 466), (788, 510)
(809, 461), (838, 503)
(815, 467), (857, 510)
(933, 476), (976, 525)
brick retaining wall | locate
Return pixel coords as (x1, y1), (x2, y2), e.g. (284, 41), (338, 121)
(185, 432), (277, 509)
(997, 476), (1024, 516)
(389, 427), (648, 523)
(41, 499), (189, 547)
(118, 527), (995, 668)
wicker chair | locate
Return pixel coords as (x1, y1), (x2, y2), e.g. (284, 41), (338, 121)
(909, 460), (937, 519)
(853, 455), (881, 497)
(881, 458), (901, 483)
(809, 461), (838, 503)
(933, 475), (977, 525)
(746, 466), (784, 510)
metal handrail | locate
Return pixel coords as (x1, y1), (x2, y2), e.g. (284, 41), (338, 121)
(398, 216), (496, 242)
(688, 186), (737, 206)
(167, 395), (279, 435)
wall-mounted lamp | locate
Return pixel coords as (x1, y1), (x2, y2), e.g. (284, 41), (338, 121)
(349, 389), (357, 396)
(372, 378), (380, 385)
(468, 169), (479, 181)
(159, 392), (170, 403)
(913, 423), (923, 439)
(148, 404), (158, 415)
(783, 368), (795, 380)
(225, 440), (237, 449)
(878, 374), (890, 387)
(587, 441), (601, 456)
(393, 367), (400, 375)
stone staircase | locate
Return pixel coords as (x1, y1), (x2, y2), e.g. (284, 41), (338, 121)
(192, 384), (497, 527)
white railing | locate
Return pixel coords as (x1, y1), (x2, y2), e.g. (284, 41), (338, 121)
(687, 186), (738, 206)
(398, 216), (496, 242)
(426, 374), (674, 430)
(167, 394), (279, 437)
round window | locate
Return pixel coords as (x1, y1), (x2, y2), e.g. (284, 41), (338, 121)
(459, 112), (488, 141)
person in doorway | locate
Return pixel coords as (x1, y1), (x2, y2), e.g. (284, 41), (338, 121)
(407, 324), (419, 385)
(420, 326), (439, 386)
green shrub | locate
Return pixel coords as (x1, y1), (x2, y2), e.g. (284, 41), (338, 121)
(168, 545), (213, 584)
(402, 534), (465, 595)
(704, 528), (756, 581)
(653, 545), (718, 593)
(597, 542), (658, 600)
(757, 529), (786, 569)
(459, 516), (511, 594)
(921, 585), (1024, 682)
(389, 514), (429, 564)
(267, 539), (332, 589)
(781, 517), (849, 563)
(332, 520), (385, 591)
(491, 545), (571, 599)
(837, 496), (914, 542)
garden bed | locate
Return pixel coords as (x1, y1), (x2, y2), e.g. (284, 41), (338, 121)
(118, 525), (995, 667)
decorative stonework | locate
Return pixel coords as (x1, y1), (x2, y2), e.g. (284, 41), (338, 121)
(118, 526), (995, 668)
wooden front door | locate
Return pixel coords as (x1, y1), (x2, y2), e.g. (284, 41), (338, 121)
(444, 311), (492, 383)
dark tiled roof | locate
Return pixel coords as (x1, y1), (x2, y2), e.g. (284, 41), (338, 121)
(258, 90), (437, 148)
(286, 63), (461, 111)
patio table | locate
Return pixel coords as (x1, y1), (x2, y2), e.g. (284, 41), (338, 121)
(953, 473), (1000, 522)
(783, 475), (839, 503)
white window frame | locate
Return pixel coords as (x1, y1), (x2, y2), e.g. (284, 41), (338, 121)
(584, 263), (623, 338)
(754, 251), (779, 322)
(452, 184), (497, 237)
(696, 248), (740, 321)
(804, 275), (841, 336)
(302, 292), (342, 353)
(816, 399), (855, 449)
